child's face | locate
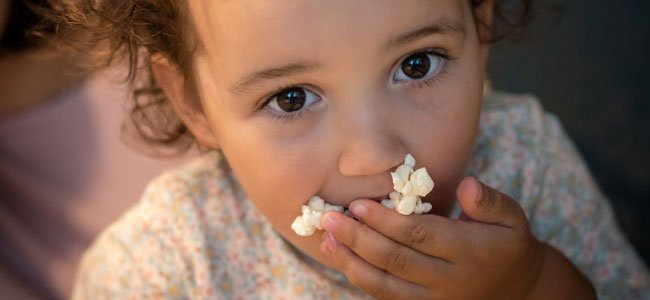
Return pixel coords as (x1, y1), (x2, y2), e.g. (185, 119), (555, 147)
(179, 0), (489, 268)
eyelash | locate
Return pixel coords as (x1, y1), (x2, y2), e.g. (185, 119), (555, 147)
(396, 48), (452, 90)
(259, 48), (453, 122)
(259, 83), (318, 122)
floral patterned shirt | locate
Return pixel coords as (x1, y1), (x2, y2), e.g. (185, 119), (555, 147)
(71, 91), (650, 299)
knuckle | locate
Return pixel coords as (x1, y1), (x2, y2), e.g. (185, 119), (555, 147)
(516, 206), (530, 226)
(406, 222), (429, 247)
(385, 248), (407, 272)
(344, 265), (363, 284)
(336, 251), (353, 271)
(347, 272), (386, 298)
(362, 280), (390, 299)
(515, 231), (535, 254)
(348, 227), (361, 250)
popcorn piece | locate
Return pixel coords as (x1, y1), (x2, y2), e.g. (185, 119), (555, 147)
(382, 154), (435, 215)
(396, 195), (418, 215)
(291, 196), (343, 236)
(292, 154), (434, 236)
(411, 167), (434, 197)
(381, 199), (396, 209)
(404, 153), (416, 168)
(414, 202), (433, 214)
(291, 216), (315, 236)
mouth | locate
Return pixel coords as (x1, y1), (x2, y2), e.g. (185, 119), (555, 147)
(365, 194), (390, 202)
(343, 193), (390, 208)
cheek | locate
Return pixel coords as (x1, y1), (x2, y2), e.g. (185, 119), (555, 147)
(215, 119), (329, 231)
(214, 118), (339, 268)
(404, 71), (483, 211)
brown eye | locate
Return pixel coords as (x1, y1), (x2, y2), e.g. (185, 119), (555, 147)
(393, 51), (443, 83)
(276, 88), (305, 112)
(401, 53), (431, 79)
(267, 87), (320, 114)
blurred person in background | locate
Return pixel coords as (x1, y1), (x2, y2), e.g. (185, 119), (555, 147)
(0, 0), (187, 299)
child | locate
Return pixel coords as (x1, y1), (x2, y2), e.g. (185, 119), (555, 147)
(47, 0), (649, 298)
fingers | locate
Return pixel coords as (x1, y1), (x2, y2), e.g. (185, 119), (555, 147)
(321, 231), (431, 300)
(456, 177), (528, 229)
(348, 199), (467, 260)
(321, 211), (451, 287)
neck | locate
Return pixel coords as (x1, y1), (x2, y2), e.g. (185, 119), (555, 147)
(0, 51), (85, 118)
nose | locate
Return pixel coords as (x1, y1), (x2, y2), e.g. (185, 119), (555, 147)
(336, 103), (406, 177)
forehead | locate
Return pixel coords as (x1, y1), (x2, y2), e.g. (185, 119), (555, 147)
(188, 0), (467, 85)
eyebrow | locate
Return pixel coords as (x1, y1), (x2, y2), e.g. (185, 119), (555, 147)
(228, 18), (466, 95)
(229, 62), (321, 95)
(386, 18), (466, 51)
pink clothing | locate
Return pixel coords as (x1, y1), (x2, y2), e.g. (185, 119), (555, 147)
(0, 70), (188, 299)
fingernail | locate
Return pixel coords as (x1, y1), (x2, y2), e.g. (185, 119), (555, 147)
(472, 176), (481, 190)
(321, 213), (339, 232)
(349, 201), (367, 218)
(471, 177), (484, 205)
(463, 177), (480, 199)
(322, 232), (338, 254)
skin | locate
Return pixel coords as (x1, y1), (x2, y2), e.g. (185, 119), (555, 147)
(152, 0), (596, 298)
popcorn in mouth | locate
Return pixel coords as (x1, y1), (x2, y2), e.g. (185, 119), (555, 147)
(290, 196), (344, 237)
(291, 153), (435, 236)
(381, 153), (434, 215)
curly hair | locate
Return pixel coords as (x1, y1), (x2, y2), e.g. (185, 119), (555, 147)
(41, 0), (535, 155)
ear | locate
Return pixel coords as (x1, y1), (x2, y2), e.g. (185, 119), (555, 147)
(474, 0), (495, 71)
(150, 53), (220, 149)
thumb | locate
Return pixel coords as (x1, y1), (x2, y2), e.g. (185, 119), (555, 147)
(456, 177), (528, 229)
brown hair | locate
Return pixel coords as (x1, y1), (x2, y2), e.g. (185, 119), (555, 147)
(41, 0), (535, 155)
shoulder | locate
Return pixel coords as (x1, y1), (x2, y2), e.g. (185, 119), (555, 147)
(477, 90), (561, 151)
(472, 90), (573, 189)
(471, 91), (596, 226)
(472, 91), (605, 243)
(72, 152), (239, 299)
(476, 90), (597, 193)
(475, 92), (650, 297)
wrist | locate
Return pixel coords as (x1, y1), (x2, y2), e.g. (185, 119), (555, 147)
(525, 243), (596, 300)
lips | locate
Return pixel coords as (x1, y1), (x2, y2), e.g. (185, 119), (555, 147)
(346, 192), (391, 206)
(319, 192), (392, 209)
(365, 194), (390, 202)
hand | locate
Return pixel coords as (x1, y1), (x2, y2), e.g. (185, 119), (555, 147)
(320, 177), (545, 299)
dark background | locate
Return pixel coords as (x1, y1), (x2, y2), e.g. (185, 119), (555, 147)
(488, 0), (650, 264)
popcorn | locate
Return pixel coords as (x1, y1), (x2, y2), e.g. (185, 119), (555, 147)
(291, 196), (343, 236)
(411, 167), (434, 197)
(291, 153), (434, 236)
(381, 154), (434, 215)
